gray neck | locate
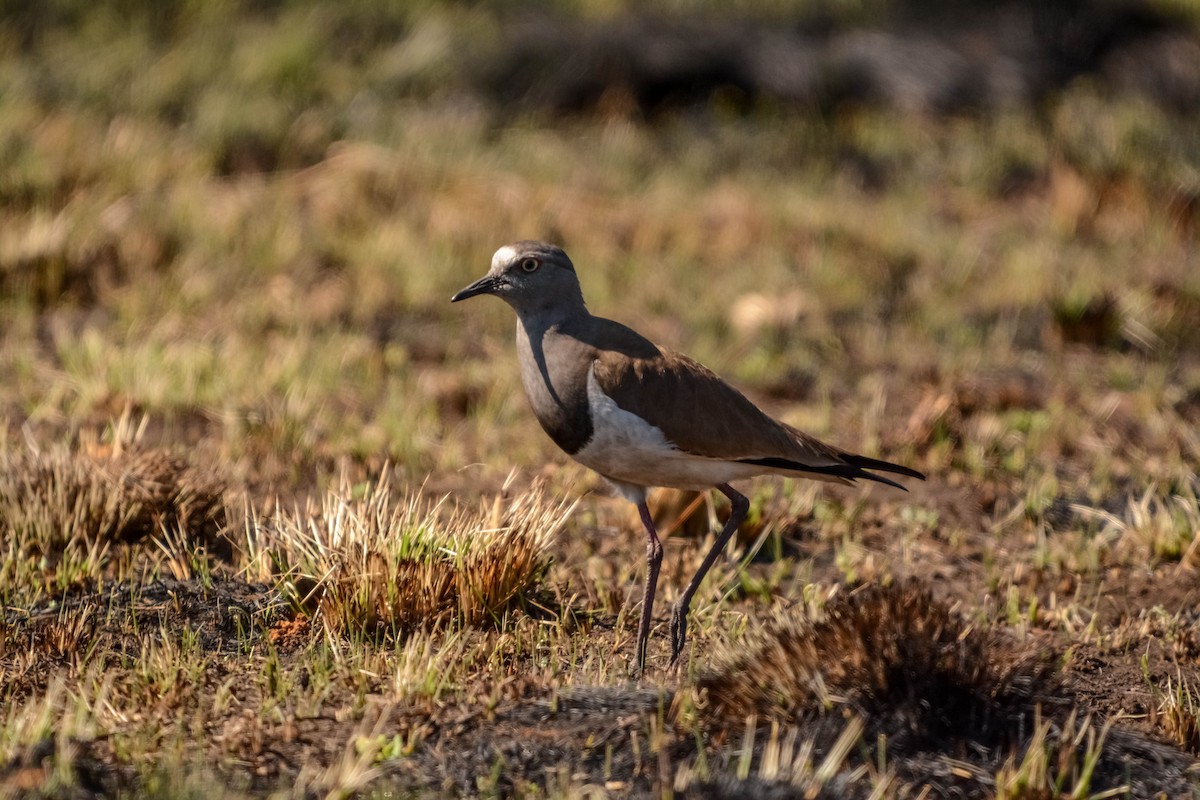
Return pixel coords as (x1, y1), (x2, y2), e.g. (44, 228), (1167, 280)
(513, 301), (588, 340)
(514, 305), (596, 455)
(507, 287), (587, 326)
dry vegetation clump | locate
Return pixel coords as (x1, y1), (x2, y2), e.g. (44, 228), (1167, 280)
(106, 449), (227, 541)
(249, 473), (575, 638)
(0, 444), (228, 596)
(698, 582), (1058, 753)
(1154, 673), (1200, 754)
(691, 583), (1200, 796)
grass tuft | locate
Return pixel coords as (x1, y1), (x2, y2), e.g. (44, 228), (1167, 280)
(993, 709), (1118, 800)
(697, 582), (1054, 743)
(1153, 672), (1200, 753)
(249, 472), (575, 638)
(0, 443), (227, 599)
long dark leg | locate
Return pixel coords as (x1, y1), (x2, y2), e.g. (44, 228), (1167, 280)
(635, 502), (663, 675)
(669, 484), (749, 665)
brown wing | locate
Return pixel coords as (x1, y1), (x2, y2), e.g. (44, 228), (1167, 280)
(591, 346), (846, 467)
(578, 316), (925, 490)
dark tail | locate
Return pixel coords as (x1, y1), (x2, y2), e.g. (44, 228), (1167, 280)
(738, 453), (926, 491)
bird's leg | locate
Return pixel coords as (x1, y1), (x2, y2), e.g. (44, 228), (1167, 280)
(669, 484), (749, 665)
(635, 501), (663, 675)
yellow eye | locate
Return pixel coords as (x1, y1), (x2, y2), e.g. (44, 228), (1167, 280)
(520, 257), (539, 273)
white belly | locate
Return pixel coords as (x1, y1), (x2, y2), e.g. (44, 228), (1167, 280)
(571, 368), (764, 502)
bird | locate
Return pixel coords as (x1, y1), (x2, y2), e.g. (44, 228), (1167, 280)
(452, 241), (925, 673)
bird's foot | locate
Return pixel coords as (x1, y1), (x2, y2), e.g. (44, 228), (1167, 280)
(668, 603), (688, 666)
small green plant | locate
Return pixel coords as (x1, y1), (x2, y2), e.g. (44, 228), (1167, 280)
(993, 709), (1120, 800)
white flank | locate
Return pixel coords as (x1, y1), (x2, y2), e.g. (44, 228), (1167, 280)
(571, 366), (763, 501)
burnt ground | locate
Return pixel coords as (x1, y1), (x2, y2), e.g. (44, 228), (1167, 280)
(4, 458), (1200, 797)
(0, 1), (1198, 788)
(3, 345), (1200, 797)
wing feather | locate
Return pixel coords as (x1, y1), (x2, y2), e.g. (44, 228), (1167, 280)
(591, 347), (844, 466)
(590, 345), (925, 489)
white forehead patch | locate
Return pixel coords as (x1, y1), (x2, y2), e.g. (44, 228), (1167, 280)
(491, 245), (518, 271)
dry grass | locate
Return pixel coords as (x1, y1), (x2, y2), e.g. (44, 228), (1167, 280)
(247, 472), (576, 637)
(0, 431), (227, 602)
(1152, 672), (1200, 753)
(992, 710), (1118, 800)
(675, 715), (870, 798)
(0, 1), (1198, 796)
(697, 582), (1053, 732)
(688, 585), (1155, 798)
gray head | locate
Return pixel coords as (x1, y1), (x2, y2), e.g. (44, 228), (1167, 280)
(451, 241), (585, 317)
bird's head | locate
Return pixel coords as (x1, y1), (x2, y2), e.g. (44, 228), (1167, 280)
(451, 241), (584, 316)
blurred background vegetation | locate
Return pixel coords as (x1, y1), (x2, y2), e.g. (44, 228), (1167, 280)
(1, 0), (1197, 499)
(3, 4), (1200, 794)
